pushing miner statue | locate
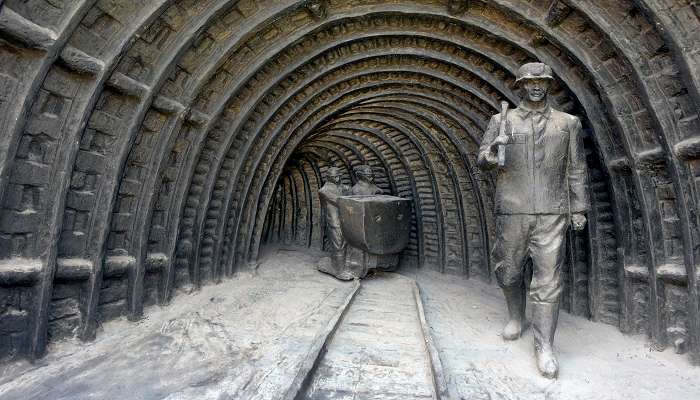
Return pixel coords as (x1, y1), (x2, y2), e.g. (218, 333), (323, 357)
(477, 62), (589, 379)
(317, 164), (410, 279)
(317, 167), (354, 280)
(351, 164), (383, 196)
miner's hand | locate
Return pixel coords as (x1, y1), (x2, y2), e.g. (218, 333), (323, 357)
(572, 213), (587, 231)
(479, 149), (499, 167)
(491, 134), (509, 150)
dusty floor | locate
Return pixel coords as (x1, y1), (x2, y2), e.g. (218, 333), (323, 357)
(1, 249), (698, 399)
(0, 249), (355, 400)
(412, 269), (700, 400)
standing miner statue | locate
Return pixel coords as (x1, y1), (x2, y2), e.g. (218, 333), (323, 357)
(317, 166), (353, 280)
(477, 62), (589, 379)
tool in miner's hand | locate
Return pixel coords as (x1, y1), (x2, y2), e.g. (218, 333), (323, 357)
(497, 101), (509, 167)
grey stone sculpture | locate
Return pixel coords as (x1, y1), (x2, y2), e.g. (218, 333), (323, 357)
(317, 164), (410, 280)
(343, 165), (403, 276)
(317, 167), (353, 280)
(305, 0), (328, 20)
(339, 195), (411, 275)
(350, 165), (383, 196)
(1, 0), (698, 372)
(477, 62), (590, 379)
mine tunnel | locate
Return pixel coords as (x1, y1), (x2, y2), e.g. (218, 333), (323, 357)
(0, 1), (699, 399)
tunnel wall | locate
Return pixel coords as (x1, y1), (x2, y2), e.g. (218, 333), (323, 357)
(0, 0), (697, 366)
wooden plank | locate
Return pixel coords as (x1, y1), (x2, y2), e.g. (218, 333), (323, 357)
(29, 261), (51, 359)
(286, 280), (360, 400)
(613, 175), (635, 333)
(643, 192), (667, 351)
(298, 162), (314, 249)
(413, 281), (450, 400)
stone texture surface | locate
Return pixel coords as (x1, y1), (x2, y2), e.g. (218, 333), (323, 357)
(0, 0), (697, 372)
(0, 250), (355, 400)
(1, 250), (698, 399)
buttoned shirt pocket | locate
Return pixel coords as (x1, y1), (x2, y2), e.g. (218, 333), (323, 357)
(538, 130), (567, 166)
(510, 133), (527, 144)
(542, 130), (567, 148)
(534, 128), (569, 212)
(504, 132), (528, 171)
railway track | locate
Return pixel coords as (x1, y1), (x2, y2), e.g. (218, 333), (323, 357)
(284, 272), (449, 400)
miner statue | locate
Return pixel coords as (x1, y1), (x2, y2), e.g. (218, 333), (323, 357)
(317, 166), (353, 280)
(351, 164), (383, 196)
(477, 62), (589, 379)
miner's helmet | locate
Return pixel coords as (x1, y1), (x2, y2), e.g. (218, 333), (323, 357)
(515, 62), (554, 85)
(326, 166), (341, 177)
(354, 164), (373, 176)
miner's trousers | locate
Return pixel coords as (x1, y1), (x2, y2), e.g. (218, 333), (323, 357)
(328, 224), (346, 252)
(492, 214), (569, 303)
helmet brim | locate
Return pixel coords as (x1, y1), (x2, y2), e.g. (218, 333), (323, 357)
(515, 75), (554, 86)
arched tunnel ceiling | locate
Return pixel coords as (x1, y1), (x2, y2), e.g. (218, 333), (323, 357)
(0, 0), (698, 367)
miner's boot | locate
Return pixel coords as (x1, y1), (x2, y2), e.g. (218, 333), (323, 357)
(532, 301), (560, 379)
(501, 285), (525, 340)
(333, 252), (354, 281)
